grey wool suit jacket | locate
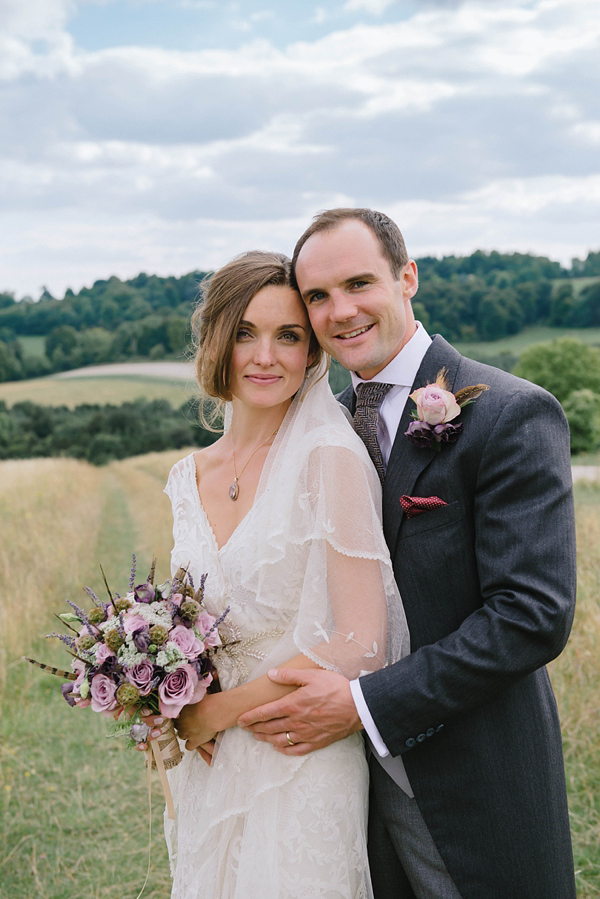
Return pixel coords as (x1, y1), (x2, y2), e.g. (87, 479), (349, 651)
(339, 335), (576, 899)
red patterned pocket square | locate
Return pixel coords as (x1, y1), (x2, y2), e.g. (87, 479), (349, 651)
(400, 495), (448, 519)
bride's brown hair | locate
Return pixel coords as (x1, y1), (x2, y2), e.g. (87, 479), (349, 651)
(191, 251), (323, 427)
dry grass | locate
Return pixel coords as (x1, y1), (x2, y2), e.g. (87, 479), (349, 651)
(0, 457), (598, 896)
(0, 453), (181, 899)
(550, 484), (600, 896)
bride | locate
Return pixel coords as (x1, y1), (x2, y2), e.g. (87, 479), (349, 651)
(160, 250), (409, 898)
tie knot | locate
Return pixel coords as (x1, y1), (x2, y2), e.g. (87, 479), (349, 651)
(355, 381), (393, 411)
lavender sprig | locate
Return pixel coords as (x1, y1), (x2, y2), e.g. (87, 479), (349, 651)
(204, 605), (230, 640)
(45, 632), (76, 650)
(84, 586), (102, 607)
(67, 599), (96, 636)
(129, 554), (137, 589)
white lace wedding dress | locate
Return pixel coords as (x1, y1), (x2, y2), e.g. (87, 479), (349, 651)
(163, 367), (409, 899)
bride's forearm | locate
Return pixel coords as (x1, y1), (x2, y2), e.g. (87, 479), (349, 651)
(207, 653), (320, 733)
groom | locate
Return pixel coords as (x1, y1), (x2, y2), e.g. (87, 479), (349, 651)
(238, 208), (577, 898)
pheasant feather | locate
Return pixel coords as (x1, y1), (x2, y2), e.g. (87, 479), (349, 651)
(22, 657), (77, 680)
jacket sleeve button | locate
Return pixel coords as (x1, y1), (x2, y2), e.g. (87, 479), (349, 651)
(406, 737), (416, 748)
(426, 728), (435, 737)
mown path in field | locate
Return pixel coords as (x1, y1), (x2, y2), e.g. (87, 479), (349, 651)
(0, 451), (187, 899)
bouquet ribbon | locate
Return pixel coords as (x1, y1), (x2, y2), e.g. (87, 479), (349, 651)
(145, 718), (183, 820)
(135, 719), (183, 899)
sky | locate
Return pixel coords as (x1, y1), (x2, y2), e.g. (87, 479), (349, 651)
(1, 0), (599, 299)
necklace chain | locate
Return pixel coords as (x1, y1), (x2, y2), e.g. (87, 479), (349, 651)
(229, 428), (278, 501)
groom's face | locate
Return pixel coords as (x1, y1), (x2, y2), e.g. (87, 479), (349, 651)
(294, 219), (418, 379)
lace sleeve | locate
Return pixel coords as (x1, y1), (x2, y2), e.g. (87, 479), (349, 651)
(291, 443), (407, 678)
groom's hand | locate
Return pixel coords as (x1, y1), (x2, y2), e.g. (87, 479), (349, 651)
(237, 668), (362, 755)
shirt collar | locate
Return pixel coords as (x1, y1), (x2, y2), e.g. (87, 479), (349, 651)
(350, 324), (432, 391)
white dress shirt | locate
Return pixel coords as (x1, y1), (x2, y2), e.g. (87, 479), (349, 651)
(348, 324), (432, 797)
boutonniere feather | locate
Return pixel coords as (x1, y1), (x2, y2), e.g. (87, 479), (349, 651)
(405, 368), (489, 451)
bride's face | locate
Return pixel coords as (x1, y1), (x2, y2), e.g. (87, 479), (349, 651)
(230, 284), (314, 411)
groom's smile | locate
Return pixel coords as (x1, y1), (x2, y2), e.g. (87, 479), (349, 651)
(294, 218), (418, 379)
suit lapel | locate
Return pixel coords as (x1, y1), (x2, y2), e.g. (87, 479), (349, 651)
(382, 336), (462, 551)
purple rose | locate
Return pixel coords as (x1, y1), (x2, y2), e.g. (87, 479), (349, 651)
(90, 673), (118, 715)
(405, 420), (434, 448)
(132, 627), (152, 652)
(432, 421), (463, 444)
(158, 665), (208, 718)
(126, 659), (156, 696)
(124, 613), (149, 635)
(169, 624), (204, 660)
(62, 682), (77, 707)
(134, 582), (155, 603)
(96, 643), (115, 665)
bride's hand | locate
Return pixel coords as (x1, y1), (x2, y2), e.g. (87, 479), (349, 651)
(175, 696), (218, 751)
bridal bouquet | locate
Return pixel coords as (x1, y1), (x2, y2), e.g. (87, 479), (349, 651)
(24, 557), (228, 784)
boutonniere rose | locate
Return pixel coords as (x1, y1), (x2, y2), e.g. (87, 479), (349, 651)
(405, 368), (489, 451)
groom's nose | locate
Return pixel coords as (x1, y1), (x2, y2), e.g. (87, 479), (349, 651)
(328, 289), (359, 322)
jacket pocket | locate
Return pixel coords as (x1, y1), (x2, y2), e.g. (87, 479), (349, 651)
(400, 499), (463, 537)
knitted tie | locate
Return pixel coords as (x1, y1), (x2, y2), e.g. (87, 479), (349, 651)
(353, 382), (393, 484)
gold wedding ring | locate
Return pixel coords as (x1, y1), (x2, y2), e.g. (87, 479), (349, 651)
(285, 731), (295, 746)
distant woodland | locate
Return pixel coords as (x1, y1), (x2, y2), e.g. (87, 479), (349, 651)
(1, 248), (600, 383)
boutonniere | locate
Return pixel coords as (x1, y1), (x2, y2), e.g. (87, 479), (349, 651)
(405, 368), (489, 451)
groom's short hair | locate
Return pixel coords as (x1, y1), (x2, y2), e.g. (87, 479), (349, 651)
(291, 208), (410, 285)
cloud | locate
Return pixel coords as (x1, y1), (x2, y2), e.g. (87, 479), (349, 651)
(343, 0), (397, 14)
(0, 0), (598, 296)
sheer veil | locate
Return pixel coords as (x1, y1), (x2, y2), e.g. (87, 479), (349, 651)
(223, 357), (410, 676)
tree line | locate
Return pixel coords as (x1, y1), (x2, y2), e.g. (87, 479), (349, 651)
(1, 338), (599, 461)
(1, 250), (600, 384)
(0, 397), (214, 466)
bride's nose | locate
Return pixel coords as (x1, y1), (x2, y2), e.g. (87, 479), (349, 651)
(253, 337), (277, 367)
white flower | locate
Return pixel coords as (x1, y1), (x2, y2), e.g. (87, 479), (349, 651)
(133, 601), (173, 629)
(156, 642), (188, 672)
(118, 643), (147, 667)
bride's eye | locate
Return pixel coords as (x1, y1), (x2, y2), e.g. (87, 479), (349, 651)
(236, 328), (252, 341)
(280, 331), (300, 342)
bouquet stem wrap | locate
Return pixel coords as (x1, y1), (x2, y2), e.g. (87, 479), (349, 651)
(145, 719), (183, 820)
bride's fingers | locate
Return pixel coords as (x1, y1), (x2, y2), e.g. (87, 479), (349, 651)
(273, 740), (316, 756)
(241, 716), (289, 736)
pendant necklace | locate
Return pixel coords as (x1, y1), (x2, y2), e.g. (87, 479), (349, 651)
(229, 428), (278, 501)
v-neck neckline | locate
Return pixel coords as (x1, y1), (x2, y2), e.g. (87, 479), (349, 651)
(187, 452), (254, 554)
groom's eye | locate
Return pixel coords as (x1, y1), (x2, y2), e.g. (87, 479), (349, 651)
(308, 291), (327, 303)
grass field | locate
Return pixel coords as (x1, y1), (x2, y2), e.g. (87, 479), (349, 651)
(454, 325), (600, 359)
(0, 375), (196, 409)
(0, 454), (599, 897)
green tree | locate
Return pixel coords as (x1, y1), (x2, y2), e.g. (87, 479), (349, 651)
(45, 325), (79, 364)
(514, 338), (600, 403)
(549, 283), (574, 326)
(562, 389), (600, 454)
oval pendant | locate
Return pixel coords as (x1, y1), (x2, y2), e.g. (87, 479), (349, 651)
(229, 480), (239, 501)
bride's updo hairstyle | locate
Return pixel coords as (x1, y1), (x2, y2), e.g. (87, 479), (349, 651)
(191, 250), (324, 428)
